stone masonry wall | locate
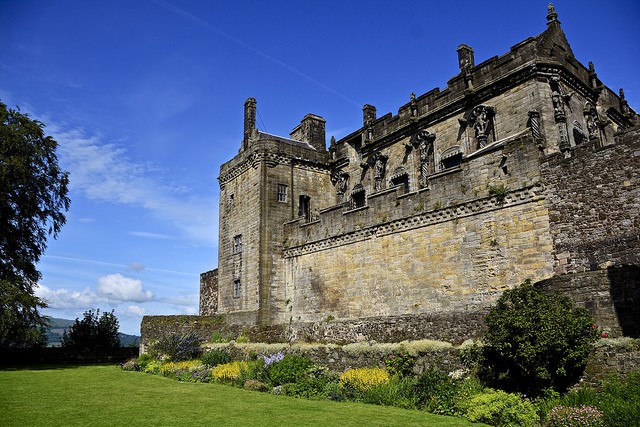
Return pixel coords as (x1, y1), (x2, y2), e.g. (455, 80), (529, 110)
(536, 266), (640, 338)
(199, 269), (218, 316)
(542, 126), (640, 274)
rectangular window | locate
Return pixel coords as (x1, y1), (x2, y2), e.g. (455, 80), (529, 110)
(233, 279), (241, 298)
(229, 194), (235, 207)
(233, 235), (242, 254)
(277, 184), (288, 202)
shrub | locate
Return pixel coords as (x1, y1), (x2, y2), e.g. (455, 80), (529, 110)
(120, 358), (139, 371)
(158, 360), (203, 378)
(148, 333), (203, 362)
(267, 354), (312, 386)
(201, 349), (231, 368)
(462, 389), (539, 427)
(339, 367), (390, 396)
(211, 361), (250, 383)
(243, 379), (269, 392)
(361, 376), (418, 409)
(482, 280), (598, 395)
(136, 353), (153, 371)
(279, 365), (337, 399)
(413, 366), (483, 416)
(546, 405), (604, 427)
(385, 351), (415, 377)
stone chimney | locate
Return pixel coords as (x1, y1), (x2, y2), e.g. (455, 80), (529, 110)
(290, 114), (326, 151)
(243, 97), (257, 149)
(457, 44), (474, 72)
(363, 104), (377, 126)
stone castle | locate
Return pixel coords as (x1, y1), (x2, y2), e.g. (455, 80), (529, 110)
(145, 5), (639, 344)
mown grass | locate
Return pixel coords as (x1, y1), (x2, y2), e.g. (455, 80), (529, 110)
(0, 365), (486, 426)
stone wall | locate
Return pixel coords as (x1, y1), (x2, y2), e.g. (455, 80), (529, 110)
(536, 266), (640, 338)
(580, 339), (640, 388)
(199, 269), (218, 316)
(542, 126), (640, 274)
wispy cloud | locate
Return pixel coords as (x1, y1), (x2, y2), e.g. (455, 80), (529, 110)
(45, 255), (198, 277)
(47, 124), (217, 245)
(129, 231), (175, 240)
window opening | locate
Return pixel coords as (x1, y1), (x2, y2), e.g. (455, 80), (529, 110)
(233, 235), (242, 254)
(277, 184), (288, 202)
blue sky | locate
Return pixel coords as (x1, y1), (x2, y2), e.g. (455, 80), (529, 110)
(1, 1), (638, 335)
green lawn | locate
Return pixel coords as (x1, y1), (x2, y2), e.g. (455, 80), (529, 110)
(0, 365), (486, 426)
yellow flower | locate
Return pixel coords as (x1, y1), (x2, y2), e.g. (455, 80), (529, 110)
(339, 367), (390, 392)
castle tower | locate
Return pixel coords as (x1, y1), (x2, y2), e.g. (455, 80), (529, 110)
(216, 99), (333, 325)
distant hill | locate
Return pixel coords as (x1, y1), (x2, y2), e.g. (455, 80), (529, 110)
(46, 317), (140, 348)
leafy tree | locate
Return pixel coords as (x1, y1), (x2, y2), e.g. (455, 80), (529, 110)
(61, 309), (121, 351)
(0, 101), (70, 347)
(481, 280), (599, 396)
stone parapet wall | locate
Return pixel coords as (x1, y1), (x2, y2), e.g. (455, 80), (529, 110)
(199, 269), (218, 315)
(542, 127), (640, 274)
(536, 266), (640, 338)
(580, 339), (640, 388)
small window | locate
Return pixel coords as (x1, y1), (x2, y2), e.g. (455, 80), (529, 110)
(390, 174), (410, 193)
(277, 184), (288, 202)
(298, 195), (311, 221)
(351, 185), (366, 209)
(233, 235), (242, 254)
(229, 194), (235, 207)
(233, 279), (241, 298)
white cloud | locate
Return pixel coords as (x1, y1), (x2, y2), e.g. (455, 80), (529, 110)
(37, 284), (100, 309)
(47, 124), (217, 245)
(96, 274), (154, 302)
(122, 305), (146, 316)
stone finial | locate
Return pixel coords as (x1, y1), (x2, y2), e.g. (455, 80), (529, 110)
(457, 44), (475, 71)
(546, 3), (559, 24)
(363, 104), (377, 126)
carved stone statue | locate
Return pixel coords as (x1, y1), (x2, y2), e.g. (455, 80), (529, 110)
(331, 170), (350, 202)
(372, 152), (388, 191)
(468, 105), (495, 148)
(411, 129), (436, 188)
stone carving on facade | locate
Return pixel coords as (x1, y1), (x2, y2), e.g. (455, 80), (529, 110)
(331, 169), (350, 203)
(619, 89), (632, 120)
(468, 105), (496, 149)
(584, 101), (603, 145)
(409, 129), (436, 188)
(549, 76), (572, 153)
(372, 152), (388, 191)
(410, 92), (419, 121)
(329, 136), (337, 161)
(528, 110), (545, 149)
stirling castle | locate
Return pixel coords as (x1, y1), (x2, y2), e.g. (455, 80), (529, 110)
(145, 4), (639, 344)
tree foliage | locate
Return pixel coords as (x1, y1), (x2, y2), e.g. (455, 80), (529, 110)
(0, 101), (70, 347)
(482, 280), (599, 396)
(61, 309), (121, 351)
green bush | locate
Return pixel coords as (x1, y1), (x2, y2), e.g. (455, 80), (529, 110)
(148, 333), (203, 362)
(385, 351), (416, 378)
(414, 366), (484, 416)
(462, 389), (539, 427)
(482, 280), (598, 395)
(361, 376), (418, 409)
(267, 354), (312, 386)
(201, 349), (232, 368)
(136, 353), (153, 370)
